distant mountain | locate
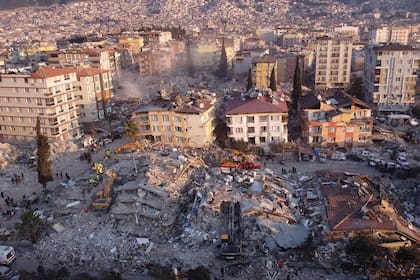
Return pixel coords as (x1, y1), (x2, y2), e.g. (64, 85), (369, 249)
(0, 0), (79, 10)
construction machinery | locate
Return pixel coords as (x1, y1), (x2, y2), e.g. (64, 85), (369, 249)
(219, 200), (242, 260)
(91, 171), (117, 211)
(220, 150), (260, 170)
(114, 141), (144, 154)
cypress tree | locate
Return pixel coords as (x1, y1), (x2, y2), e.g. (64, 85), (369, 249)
(36, 116), (53, 189)
(217, 39), (228, 78)
(269, 67), (277, 91)
(292, 56), (302, 111)
(246, 68), (253, 91)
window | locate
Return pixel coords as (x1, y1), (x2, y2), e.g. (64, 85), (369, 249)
(174, 116), (181, 122)
(259, 116), (267, 122)
(150, 115), (158, 121)
(162, 115), (170, 122)
(271, 115), (280, 121)
(259, 137), (266, 143)
(345, 127), (354, 132)
(165, 125), (171, 131)
(175, 126), (182, 132)
(328, 127), (336, 133)
(345, 137), (353, 143)
(248, 127), (255, 133)
(235, 127), (243, 133)
(261, 126), (267, 132)
(246, 116), (254, 123)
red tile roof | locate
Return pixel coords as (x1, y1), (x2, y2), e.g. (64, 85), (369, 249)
(76, 68), (109, 77)
(30, 67), (76, 79)
(226, 92), (288, 115)
(373, 43), (418, 52)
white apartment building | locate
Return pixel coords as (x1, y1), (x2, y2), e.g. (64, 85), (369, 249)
(315, 36), (352, 89)
(0, 68), (80, 142)
(371, 26), (391, 44)
(362, 43), (420, 112)
(225, 90), (288, 146)
(75, 68), (113, 123)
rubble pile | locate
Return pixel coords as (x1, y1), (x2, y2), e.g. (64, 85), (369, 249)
(0, 143), (16, 168)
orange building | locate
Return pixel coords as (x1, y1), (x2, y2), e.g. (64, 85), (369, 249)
(300, 89), (372, 148)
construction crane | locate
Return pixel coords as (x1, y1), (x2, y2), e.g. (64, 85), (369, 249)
(220, 150), (260, 170)
(219, 200), (242, 259)
(114, 141), (144, 154)
(91, 171), (118, 211)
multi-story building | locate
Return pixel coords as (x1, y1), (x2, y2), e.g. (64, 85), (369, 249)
(315, 36), (352, 89)
(47, 48), (121, 83)
(138, 47), (173, 76)
(390, 26), (410, 45)
(75, 68), (113, 124)
(139, 31), (172, 47)
(232, 48), (269, 76)
(371, 26), (391, 44)
(130, 90), (216, 148)
(0, 67), (80, 142)
(300, 89), (372, 148)
(189, 37), (234, 71)
(362, 43), (420, 112)
(225, 90), (288, 146)
(251, 55), (277, 89)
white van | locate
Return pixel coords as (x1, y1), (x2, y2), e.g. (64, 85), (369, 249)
(0, 246), (15, 265)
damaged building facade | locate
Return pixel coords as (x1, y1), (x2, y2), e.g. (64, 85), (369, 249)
(130, 90), (217, 147)
(300, 89), (373, 148)
(226, 89), (288, 146)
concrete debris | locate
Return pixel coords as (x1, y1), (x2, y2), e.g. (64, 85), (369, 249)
(3, 137), (416, 279)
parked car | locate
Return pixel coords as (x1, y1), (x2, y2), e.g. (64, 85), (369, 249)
(347, 153), (364, 162)
(360, 151), (372, 158)
(330, 152), (346, 161)
(0, 265), (19, 280)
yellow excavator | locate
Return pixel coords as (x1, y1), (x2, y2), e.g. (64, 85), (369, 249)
(114, 141), (144, 154)
(91, 171), (117, 211)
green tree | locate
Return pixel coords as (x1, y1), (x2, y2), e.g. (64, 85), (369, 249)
(216, 39), (228, 78)
(36, 116), (53, 189)
(186, 266), (211, 280)
(246, 68), (253, 91)
(291, 56), (302, 111)
(269, 67), (277, 91)
(346, 235), (380, 266)
(16, 211), (45, 243)
(124, 119), (139, 141)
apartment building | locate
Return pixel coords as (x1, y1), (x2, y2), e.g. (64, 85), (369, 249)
(75, 68), (113, 124)
(226, 90), (288, 146)
(47, 48), (121, 83)
(130, 90), (216, 148)
(189, 37), (234, 71)
(362, 43), (420, 112)
(251, 55), (277, 89)
(0, 68), (80, 142)
(370, 26), (390, 44)
(315, 36), (352, 89)
(300, 89), (372, 148)
(138, 47), (173, 76)
(390, 26), (410, 45)
(138, 31), (172, 47)
(232, 48), (269, 76)
(118, 37), (145, 55)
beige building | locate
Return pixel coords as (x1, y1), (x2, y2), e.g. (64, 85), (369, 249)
(0, 68), (81, 142)
(75, 68), (113, 123)
(190, 37), (234, 71)
(251, 55), (277, 89)
(362, 43), (420, 112)
(315, 36), (352, 89)
(130, 91), (216, 147)
(225, 90), (288, 146)
(138, 47), (173, 76)
(390, 26), (410, 45)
